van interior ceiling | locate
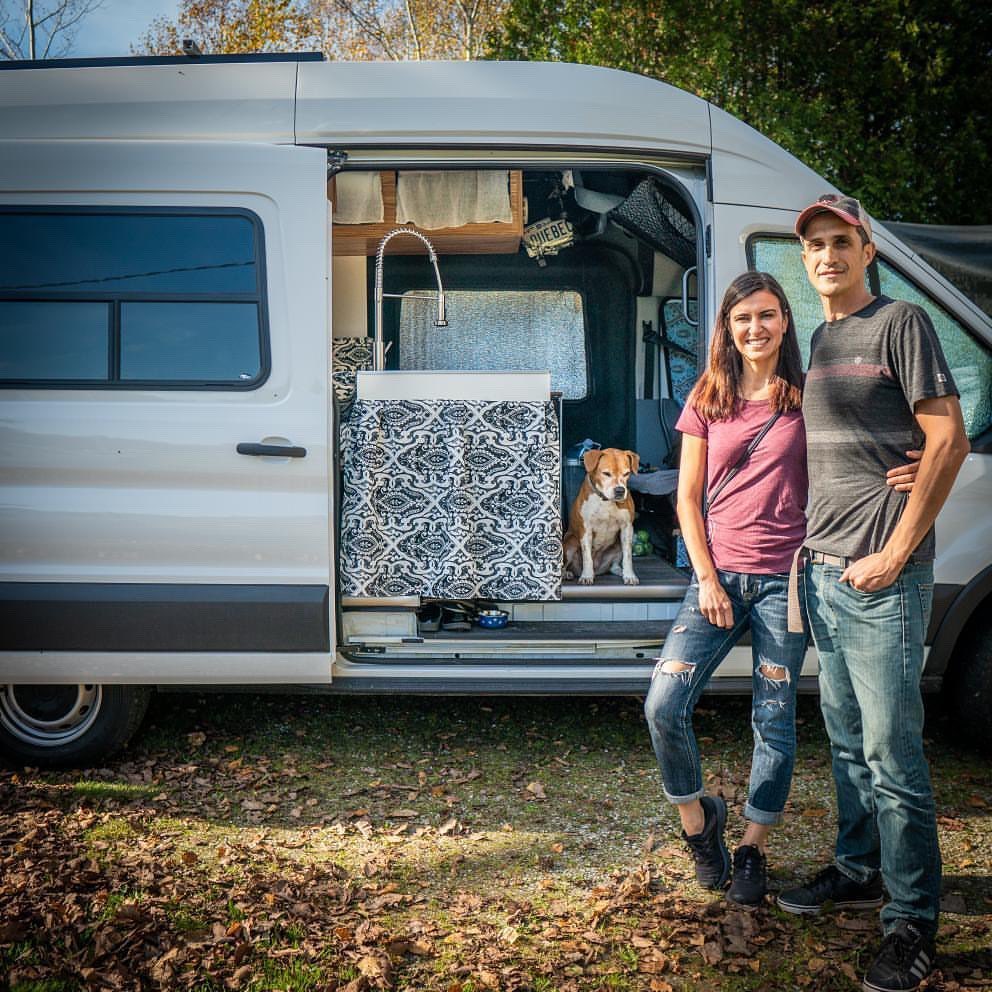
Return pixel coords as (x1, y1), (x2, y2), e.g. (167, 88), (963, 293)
(329, 165), (700, 655)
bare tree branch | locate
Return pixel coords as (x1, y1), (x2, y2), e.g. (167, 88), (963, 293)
(0, 0), (104, 60)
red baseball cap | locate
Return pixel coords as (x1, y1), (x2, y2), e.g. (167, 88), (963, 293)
(795, 193), (873, 242)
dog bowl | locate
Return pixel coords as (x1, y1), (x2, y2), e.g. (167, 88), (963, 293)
(476, 609), (509, 629)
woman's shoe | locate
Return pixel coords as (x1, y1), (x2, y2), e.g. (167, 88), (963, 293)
(682, 794), (730, 889)
(727, 844), (767, 905)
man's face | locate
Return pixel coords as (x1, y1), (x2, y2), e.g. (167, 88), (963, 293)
(800, 212), (876, 300)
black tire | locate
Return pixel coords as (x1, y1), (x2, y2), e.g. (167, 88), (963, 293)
(0, 684), (152, 769)
(944, 620), (992, 752)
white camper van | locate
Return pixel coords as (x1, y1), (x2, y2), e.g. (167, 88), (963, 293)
(1, 53), (990, 766)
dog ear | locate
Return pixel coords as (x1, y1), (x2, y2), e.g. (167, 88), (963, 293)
(627, 450), (640, 474)
(582, 448), (603, 472)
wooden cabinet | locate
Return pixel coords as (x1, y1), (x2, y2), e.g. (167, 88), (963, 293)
(329, 170), (523, 256)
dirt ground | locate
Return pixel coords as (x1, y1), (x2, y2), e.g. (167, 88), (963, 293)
(2, 692), (990, 991)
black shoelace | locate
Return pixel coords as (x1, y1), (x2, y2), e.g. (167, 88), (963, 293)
(734, 848), (763, 880)
(876, 930), (916, 968)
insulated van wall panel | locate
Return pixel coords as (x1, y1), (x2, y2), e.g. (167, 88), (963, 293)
(0, 63), (296, 142)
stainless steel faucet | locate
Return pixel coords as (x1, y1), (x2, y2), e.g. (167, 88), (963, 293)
(373, 227), (448, 371)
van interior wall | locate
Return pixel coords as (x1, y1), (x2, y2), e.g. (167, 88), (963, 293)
(370, 245), (640, 452)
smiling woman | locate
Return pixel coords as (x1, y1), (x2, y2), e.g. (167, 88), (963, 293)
(643, 270), (809, 905)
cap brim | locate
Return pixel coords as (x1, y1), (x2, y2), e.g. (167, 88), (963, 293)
(795, 203), (866, 237)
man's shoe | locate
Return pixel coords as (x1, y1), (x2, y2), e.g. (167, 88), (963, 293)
(727, 844), (767, 905)
(682, 795), (730, 889)
(776, 864), (883, 915)
(862, 920), (935, 992)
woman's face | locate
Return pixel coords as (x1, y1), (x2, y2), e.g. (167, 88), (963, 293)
(727, 289), (787, 365)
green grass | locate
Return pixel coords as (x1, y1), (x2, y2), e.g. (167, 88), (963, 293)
(69, 780), (157, 801)
(245, 957), (326, 991)
(9, 980), (78, 992)
(84, 817), (138, 846)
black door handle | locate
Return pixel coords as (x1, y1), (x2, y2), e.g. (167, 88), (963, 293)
(236, 442), (307, 458)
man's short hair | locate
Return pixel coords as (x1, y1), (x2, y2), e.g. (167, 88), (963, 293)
(796, 193), (873, 244)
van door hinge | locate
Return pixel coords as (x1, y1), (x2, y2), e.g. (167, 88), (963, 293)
(705, 224), (712, 258)
(327, 150), (349, 177)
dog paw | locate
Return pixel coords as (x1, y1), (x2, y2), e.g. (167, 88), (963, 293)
(578, 575), (594, 585)
(623, 575), (640, 586)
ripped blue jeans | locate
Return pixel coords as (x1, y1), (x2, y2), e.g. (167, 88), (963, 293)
(643, 570), (807, 825)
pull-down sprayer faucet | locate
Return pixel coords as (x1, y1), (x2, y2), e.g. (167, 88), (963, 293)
(373, 227), (447, 371)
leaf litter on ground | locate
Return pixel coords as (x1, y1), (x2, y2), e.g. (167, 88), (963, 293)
(1, 693), (990, 990)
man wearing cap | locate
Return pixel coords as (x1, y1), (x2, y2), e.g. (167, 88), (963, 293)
(776, 194), (969, 992)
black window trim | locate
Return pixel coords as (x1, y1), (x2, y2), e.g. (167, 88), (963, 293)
(0, 204), (271, 391)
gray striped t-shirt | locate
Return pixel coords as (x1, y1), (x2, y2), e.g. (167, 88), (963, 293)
(802, 295), (958, 562)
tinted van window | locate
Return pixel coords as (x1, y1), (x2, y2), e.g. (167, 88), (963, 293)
(751, 235), (992, 438)
(0, 209), (267, 388)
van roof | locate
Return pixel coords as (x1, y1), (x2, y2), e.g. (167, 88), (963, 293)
(0, 56), (704, 149)
(0, 56), (827, 209)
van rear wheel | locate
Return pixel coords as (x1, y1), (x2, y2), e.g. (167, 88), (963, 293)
(0, 684), (151, 769)
(944, 619), (992, 752)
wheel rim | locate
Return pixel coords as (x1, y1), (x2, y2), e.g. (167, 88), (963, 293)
(0, 684), (102, 747)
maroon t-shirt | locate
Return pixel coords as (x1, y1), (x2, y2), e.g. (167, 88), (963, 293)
(676, 399), (808, 574)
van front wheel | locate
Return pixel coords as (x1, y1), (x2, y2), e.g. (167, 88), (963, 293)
(0, 684), (151, 769)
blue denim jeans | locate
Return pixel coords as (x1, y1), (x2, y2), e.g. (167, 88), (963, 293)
(805, 560), (940, 937)
(643, 570), (807, 825)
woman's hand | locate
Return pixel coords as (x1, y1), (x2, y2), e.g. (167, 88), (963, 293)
(885, 450), (923, 492)
(698, 575), (734, 629)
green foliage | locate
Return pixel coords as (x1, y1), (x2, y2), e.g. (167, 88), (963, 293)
(490, 0), (992, 223)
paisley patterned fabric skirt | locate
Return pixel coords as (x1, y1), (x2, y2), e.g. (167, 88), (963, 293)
(340, 398), (562, 601)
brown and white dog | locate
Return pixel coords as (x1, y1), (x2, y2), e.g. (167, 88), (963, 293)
(563, 448), (640, 585)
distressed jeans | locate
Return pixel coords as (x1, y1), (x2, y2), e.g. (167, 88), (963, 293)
(805, 560), (941, 937)
(644, 570), (807, 825)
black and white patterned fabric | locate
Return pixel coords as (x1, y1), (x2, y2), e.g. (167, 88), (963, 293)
(661, 298), (699, 406)
(332, 337), (373, 406)
(341, 399), (562, 601)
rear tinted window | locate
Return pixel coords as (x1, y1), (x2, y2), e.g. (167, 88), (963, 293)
(0, 208), (267, 388)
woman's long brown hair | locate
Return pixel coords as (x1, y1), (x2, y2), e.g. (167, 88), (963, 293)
(687, 271), (804, 420)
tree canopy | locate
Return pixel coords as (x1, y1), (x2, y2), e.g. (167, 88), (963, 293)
(135, 0), (506, 62)
(490, 0), (992, 224)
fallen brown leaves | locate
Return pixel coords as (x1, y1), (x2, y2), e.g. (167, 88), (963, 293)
(0, 774), (806, 991)
(2, 693), (990, 991)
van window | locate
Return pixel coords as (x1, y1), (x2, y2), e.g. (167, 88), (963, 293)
(0, 208), (267, 388)
(750, 236), (992, 438)
(0, 301), (109, 380)
(875, 258), (992, 439)
(398, 289), (588, 399)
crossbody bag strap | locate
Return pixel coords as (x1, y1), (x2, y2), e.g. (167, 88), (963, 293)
(703, 411), (783, 516)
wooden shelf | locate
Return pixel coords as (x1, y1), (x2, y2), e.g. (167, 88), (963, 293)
(329, 170), (523, 256)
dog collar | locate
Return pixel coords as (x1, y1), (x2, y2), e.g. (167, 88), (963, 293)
(593, 482), (623, 503)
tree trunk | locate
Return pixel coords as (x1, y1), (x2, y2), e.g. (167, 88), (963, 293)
(27, 0), (36, 59)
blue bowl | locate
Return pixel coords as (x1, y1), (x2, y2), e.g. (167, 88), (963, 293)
(477, 609), (509, 629)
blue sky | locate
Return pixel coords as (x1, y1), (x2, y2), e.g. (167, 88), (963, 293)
(69, 0), (178, 57)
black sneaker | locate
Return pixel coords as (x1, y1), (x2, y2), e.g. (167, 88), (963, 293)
(862, 920), (935, 992)
(682, 795), (730, 889)
(727, 844), (767, 905)
(776, 864), (883, 915)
